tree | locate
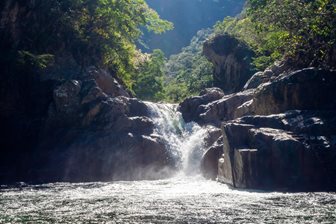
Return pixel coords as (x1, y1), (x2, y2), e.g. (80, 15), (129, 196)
(1, 0), (173, 90)
(133, 49), (166, 101)
(164, 29), (214, 102)
(215, 0), (336, 69)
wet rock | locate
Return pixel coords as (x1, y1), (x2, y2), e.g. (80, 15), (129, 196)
(203, 126), (222, 147)
(57, 133), (177, 182)
(201, 144), (223, 180)
(203, 34), (255, 93)
(200, 126), (223, 180)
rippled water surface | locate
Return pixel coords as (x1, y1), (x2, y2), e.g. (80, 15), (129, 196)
(1, 176), (335, 223)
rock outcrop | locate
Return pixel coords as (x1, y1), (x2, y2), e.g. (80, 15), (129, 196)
(184, 67), (336, 191)
(0, 67), (178, 183)
(203, 34), (255, 93)
(219, 111), (336, 191)
(178, 87), (224, 123)
(247, 68), (336, 115)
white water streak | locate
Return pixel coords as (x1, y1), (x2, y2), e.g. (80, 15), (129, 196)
(145, 102), (209, 175)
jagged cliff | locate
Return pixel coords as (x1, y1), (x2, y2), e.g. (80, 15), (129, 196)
(203, 34), (255, 94)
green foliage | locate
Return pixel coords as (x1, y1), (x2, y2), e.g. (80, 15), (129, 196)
(18, 51), (55, 70)
(133, 29), (214, 103)
(215, 0), (336, 70)
(133, 49), (166, 101)
(164, 29), (214, 102)
(4, 0), (172, 90)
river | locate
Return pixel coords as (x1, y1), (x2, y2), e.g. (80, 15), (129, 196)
(1, 103), (335, 223)
(1, 175), (336, 223)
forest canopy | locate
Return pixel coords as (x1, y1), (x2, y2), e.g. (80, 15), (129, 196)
(215, 0), (336, 70)
(3, 0), (335, 103)
(1, 0), (173, 89)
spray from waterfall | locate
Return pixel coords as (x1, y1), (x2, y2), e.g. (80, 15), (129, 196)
(145, 102), (209, 175)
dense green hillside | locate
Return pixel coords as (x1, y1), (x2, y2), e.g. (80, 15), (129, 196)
(143, 0), (245, 55)
(0, 0), (172, 89)
(132, 29), (214, 102)
(215, 0), (336, 70)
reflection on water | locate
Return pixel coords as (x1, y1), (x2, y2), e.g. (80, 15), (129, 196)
(1, 175), (335, 223)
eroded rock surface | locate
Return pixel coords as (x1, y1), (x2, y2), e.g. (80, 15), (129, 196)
(203, 34), (255, 93)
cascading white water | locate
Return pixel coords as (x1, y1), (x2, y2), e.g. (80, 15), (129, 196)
(144, 102), (209, 175)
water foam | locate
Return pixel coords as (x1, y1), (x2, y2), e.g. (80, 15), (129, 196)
(144, 102), (209, 175)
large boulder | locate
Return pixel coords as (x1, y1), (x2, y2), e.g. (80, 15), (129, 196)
(203, 34), (255, 93)
(86, 66), (131, 98)
(216, 111), (336, 191)
(200, 89), (255, 125)
(201, 143), (223, 180)
(244, 61), (291, 90)
(32, 74), (181, 182)
(178, 87), (224, 123)
(0, 66), (180, 183)
(178, 87), (254, 126)
(247, 68), (336, 115)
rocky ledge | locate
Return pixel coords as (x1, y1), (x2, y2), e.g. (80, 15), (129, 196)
(0, 67), (178, 183)
(182, 67), (336, 191)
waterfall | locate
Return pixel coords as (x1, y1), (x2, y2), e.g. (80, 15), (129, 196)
(145, 102), (209, 175)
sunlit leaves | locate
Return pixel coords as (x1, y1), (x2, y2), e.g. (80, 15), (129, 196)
(215, 0), (336, 70)
(132, 49), (166, 101)
(14, 0), (172, 91)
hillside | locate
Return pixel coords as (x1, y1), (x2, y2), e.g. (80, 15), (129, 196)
(143, 0), (245, 55)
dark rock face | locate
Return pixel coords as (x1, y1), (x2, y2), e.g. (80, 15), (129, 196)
(218, 111), (336, 191)
(192, 67), (336, 191)
(178, 87), (224, 123)
(243, 61), (290, 90)
(0, 67), (178, 183)
(200, 89), (255, 125)
(85, 66), (131, 98)
(36, 69), (179, 182)
(201, 143), (223, 180)
(203, 34), (255, 93)
(248, 68), (336, 115)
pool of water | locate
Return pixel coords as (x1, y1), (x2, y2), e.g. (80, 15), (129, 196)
(1, 175), (335, 223)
